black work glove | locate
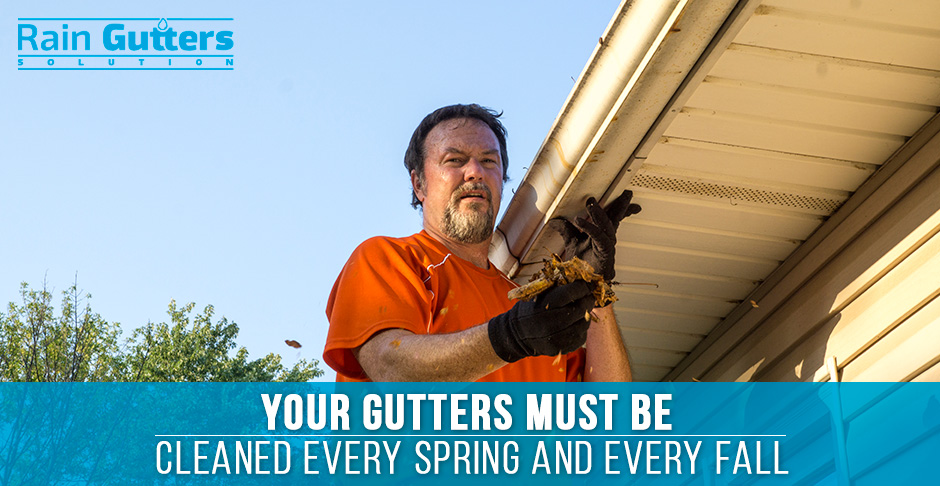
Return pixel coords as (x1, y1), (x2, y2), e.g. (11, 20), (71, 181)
(488, 281), (596, 363)
(548, 190), (641, 281)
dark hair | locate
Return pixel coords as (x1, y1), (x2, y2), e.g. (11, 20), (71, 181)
(404, 104), (510, 209)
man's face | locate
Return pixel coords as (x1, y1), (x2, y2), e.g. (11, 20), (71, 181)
(412, 118), (504, 245)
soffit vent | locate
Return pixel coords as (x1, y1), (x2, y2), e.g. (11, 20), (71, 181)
(631, 172), (844, 212)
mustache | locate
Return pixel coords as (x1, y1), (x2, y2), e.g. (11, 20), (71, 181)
(452, 183), (493, 202)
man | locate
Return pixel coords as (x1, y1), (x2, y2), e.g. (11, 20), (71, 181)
(323, 104), (639, 382)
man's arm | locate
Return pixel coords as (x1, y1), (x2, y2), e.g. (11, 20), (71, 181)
(354, 325), (506, 382)
(548, 191), (642, 383)
(352, 280), (596, 382)
(584, 305), (631, 382)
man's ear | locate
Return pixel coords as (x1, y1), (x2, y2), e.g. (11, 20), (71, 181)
(411, 170), (426, 203)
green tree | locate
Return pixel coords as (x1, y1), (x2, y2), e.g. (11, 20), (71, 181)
(123, 300), (321, 382)
(0, 280), (324, 485)
(0, 280), (322, 382)
(0, 281), (121, 382)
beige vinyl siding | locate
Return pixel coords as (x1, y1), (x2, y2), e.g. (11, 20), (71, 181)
(669, 120), (940, 383)
(912, 360), (940, 382)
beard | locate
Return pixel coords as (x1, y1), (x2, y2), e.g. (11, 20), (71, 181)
(441, 183), (496, 244)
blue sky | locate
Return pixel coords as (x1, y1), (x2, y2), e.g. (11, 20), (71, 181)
(1, 1), (620, 380)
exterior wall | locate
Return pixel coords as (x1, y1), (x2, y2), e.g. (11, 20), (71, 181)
(669, 117), (940, 383)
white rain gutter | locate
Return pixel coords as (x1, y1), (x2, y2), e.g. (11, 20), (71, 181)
(490, 0), (748, 277)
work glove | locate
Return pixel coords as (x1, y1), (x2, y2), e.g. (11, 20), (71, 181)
(488, 280), (595, 363)
(548, 190), (641, 281)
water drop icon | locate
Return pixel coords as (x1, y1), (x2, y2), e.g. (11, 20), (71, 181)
(157, 18), (168, 31)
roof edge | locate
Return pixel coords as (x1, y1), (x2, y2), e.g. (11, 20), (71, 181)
(491, 0), (691, 276)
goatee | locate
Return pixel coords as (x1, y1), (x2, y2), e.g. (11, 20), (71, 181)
(441, 183), (495, 244)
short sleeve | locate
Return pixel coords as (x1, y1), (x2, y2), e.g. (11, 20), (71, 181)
(323, 237), (433, 379)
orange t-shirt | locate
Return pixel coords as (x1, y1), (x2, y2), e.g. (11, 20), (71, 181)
(324, 231), (584, 382)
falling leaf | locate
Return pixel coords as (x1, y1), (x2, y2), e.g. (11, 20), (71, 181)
(558, 367), (565, 373)
(692, 377), (701, 382)
(552, 353), (562, 366)
(486, 364), (495, 371)
(439, 307), (449, 316)
(284, 340), (301, 349)
(750, 300), (760, 308)
(390, 338), (401, 348)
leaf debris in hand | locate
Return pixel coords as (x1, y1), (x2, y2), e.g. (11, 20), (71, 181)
(508, 254), (617, 307)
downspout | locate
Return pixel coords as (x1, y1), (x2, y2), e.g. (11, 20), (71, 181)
(490, 0), (691, 277)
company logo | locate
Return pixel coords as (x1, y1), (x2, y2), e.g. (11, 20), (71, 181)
(17, 18), (234, 70)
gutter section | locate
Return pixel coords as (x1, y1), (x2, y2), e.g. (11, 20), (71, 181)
(491, 0), (743, 277)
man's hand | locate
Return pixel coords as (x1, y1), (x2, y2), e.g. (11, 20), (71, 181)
(488, 281), (596, 363)
(548, 190), (641, 281)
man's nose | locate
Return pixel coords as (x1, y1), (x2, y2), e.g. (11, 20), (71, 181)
(464, 158), (485, 181)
